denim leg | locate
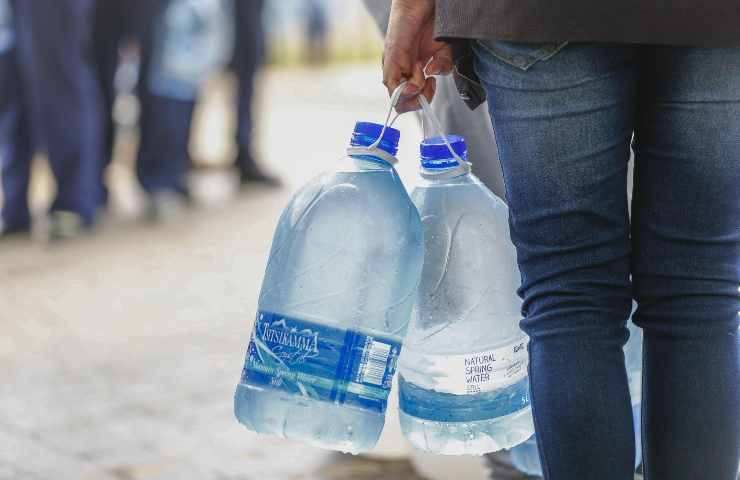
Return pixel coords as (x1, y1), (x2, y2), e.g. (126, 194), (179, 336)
(92, 0), (129, 206)
(13, 0), (104, 225)
(0, 48), (31, 230)
(632, 47), (740, 480)
(135, 2), (195, 195)
(135, 91), (195, 194)
(473, 42), (638, 480)
(233, 0), (264, 166)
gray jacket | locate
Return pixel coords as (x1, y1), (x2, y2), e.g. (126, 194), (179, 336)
(435, 0), (740, 47)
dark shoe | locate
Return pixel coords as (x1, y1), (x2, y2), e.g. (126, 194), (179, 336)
(0, 221), (31, 240)
(239, 167), (282, 188)
(144, 190), (190, 224)
(48, 211), (88, 242)
(236, 152), (281, 188)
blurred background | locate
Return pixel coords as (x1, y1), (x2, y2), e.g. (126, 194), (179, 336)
(0, 1), (479, 479)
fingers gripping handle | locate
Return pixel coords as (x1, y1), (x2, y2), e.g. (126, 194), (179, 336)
(370, 81), (406, 149)
(347, 81), (470, 173)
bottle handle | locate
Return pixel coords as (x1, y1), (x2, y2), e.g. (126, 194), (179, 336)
(369, 81), (406, 150)
(346, 81), (406, 165)
(347, 80), (472, 172)
(418, 93), (471, 171)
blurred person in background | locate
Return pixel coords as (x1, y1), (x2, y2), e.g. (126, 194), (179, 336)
(137, 0), (276, 220)
(304, 0), (329, 65)
(6, 0), (105, 240)
(0, 0), (32, 239)
(136, 0), (233, 220)
(93, 0), (141, 206)
(232, 0), (279, 187)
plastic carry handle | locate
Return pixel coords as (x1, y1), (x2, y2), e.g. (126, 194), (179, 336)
(417, 86), (472, 177)
(345, 82), (407, 164)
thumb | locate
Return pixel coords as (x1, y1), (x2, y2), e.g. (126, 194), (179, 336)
(395, 61), (428, 113)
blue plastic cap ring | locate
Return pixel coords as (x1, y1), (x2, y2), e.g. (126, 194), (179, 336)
(420, 135), (467, 169)
(350, 122), (401, 157)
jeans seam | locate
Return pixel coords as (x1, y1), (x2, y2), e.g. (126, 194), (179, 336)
(527, 345), (552, 480)
(474, 39), (569, 71)
(536, 41), (570, 62)
(475, 39), (533, 70)
(639, 330), (648, 479)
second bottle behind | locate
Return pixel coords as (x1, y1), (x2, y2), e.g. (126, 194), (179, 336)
(398, 135), (534, 455)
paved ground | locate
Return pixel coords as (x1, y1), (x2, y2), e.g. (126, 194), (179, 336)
(0, 64), (451, 480)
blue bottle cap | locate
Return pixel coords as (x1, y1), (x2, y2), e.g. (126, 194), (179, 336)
(420, 135), (467, 170)
(350, 122), (401, 157)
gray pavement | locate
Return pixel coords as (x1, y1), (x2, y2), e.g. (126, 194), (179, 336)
(0, 65), (434, 480)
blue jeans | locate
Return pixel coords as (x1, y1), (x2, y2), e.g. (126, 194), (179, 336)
(233, 0), (264, 170)
(12, 0), (104, 225)
(0, 44), (32, 231)
(473, 42), (739, 480)
(135, 0), (194, 195)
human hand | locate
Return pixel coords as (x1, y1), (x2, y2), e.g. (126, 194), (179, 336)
(382, 0), (453, 113)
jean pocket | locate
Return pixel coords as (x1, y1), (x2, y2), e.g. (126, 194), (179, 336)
(475, 40), (569, 71)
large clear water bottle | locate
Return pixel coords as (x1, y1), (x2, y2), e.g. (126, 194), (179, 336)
(624, 307), (644, 469)
(149, 0), (234, 100)
(398, 135), (533, 455)
(510, 309), (644, 475)
(234, 122), (424, 454)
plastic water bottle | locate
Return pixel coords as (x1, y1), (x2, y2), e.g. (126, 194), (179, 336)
(149, 0), (234, 100)
(510, 309), (644, 475)
(508, 433), (540, 476)
(624, 307), (644, 468)
(398, 135), (534, 455)
(234, 122), (424, 454)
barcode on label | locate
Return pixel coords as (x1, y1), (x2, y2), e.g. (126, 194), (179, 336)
(361, 340), (391, 386)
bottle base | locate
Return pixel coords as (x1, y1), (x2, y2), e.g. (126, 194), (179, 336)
(399, 407), (534, 455)
(234, 383), (384, 454)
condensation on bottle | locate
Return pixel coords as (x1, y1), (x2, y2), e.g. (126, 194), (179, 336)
(234, 122), (424, 454)
(398, 135), (534, 455)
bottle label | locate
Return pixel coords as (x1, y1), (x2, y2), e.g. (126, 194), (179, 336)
(239, 311), (401, 414)
(425, 340), (529, 395)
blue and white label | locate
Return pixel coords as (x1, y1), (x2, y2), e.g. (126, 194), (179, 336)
(431, 340), (528, 395)
(240, 311), (401, 414)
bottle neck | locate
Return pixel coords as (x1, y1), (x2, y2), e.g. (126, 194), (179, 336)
(340, 153), (396, 173)
(420, 161), (472, 181)
(346, 144), (398, 168)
